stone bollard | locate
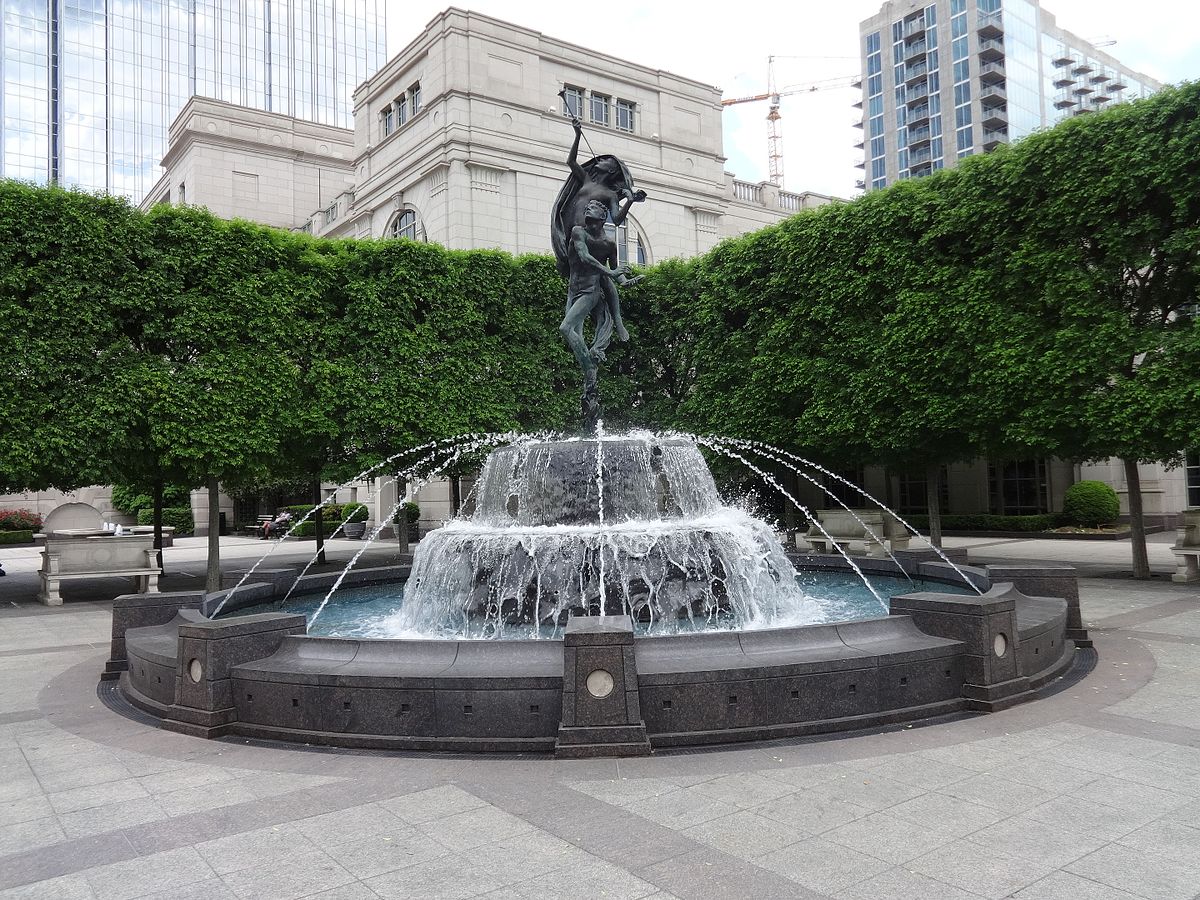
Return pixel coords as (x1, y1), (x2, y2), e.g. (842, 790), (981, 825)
(104, 590), (206, 680)
(985, 565), (1089, 647)
(891, 584), (1034, 712)
(170, 613), (307, 737)
(556, 616), (651, 758)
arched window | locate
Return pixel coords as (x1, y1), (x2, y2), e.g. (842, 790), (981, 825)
(603, 213), (651, 268)
(389, 209), (418, 241)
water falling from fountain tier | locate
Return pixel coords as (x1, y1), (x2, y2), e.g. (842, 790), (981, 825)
(386, 434), (829, 638)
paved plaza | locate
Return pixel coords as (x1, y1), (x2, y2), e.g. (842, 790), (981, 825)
(1, 533), (1198, 899)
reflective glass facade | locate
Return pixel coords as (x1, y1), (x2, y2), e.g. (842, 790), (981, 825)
(858, 0), (1161, 189)
(1, 0), (385, 201)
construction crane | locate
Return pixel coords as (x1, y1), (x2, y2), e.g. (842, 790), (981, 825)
(722, 56), (858, 189)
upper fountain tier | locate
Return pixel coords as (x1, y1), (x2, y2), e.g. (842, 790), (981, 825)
(472, 435), (720, 527)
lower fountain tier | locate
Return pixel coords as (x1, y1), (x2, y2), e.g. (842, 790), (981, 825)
(390, 514), (821, 636)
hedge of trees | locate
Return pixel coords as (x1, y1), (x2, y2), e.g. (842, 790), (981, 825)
(2, 81), (1198, 582)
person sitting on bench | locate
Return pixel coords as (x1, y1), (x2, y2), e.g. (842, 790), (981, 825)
(261, 510), (293, 539)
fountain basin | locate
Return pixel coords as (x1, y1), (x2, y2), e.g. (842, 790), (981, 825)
(111, 557), (1083, 754)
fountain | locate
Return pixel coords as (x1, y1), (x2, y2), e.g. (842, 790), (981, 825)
(103, 105), (1087, 756)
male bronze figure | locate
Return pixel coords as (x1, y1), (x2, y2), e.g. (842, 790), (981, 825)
(551, 102), (646, 433)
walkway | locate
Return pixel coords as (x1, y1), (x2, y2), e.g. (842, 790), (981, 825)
(0, 534), (1197, 899)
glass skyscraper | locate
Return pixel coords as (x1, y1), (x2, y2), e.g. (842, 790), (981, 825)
(1, 0), (385, 201)
(856, 0), (1160, 191)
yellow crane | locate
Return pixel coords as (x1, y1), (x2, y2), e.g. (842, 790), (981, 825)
(722, 57), (859, 189)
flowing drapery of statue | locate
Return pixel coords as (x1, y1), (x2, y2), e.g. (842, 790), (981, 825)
(552, 99), (646, 434)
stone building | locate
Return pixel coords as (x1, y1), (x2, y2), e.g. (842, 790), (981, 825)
(134, 7), (836, 532)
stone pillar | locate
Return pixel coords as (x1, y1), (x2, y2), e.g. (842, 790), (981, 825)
(985, 565), (1090, 647)
(556, 616), (651, 758)
(104, 590), (206, 680)
(375, 476), (398, 539)
(1171, 508), (1200, 583)
(891, 584), (1033, 712)
(171, 613), (307, 737)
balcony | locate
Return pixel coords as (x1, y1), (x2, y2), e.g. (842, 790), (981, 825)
(1072, 84), (1094, 95)
(906, 62), (928, 84)
(851, 76), (863, 90)
(904, 17), (926, 39)
(908, 125), (931, 146)
(904, 40), (927, 63)
(1052, 52), (1073, 67)
(854, 158), (866, 169)
(979, 84), (1007, 107)
(979, 60), (1006, 84)
(981, 106), (1008, 129)
(906, 82), (930, 104)
(854, 137), (865, 149)
(908, 104), (931, 126)
(978, 36), (1005, 61)
(1071, 61), (1094, 75)
(1091, 93), (1111, 105)
(854, 118), (864, 129)
(981, 128), (1008, 150)
(909, 146), (933, 166)
(978, 11), (1003, 39)
(1054, 94), (1077, 109)
(909, 160), (933, 176)
(853, 97), (863, 109)
(1107, 79), (1127, 92)
(855, 179), (867, 191)
(1090, 70), (1110, 83)
(1053, 75), (1076, 89)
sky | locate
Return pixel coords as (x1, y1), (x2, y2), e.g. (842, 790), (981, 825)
(385, 0), (1200, 198)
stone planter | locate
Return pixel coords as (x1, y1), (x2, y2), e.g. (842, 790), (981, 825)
(342, 521), (366, 540)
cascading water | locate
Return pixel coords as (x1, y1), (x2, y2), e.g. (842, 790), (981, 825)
(378, 431), (829, 638)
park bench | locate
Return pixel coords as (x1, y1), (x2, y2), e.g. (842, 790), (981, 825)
(1172, 508), (1200, 583)
(38, 529), (159, 606)
(801, 508), (911, 557)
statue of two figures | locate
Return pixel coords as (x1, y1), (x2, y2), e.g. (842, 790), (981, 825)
(551, 109), (646, 435)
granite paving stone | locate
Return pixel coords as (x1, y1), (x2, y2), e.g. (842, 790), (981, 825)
(1, 540), (1199, 899)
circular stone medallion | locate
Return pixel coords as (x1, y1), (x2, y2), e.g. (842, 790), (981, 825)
(188, 658), (203, 683)
(993, 633), (1008, 657)
(585, 669), (614, 699)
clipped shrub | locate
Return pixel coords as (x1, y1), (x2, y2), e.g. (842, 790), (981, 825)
(111, 484), (193, 516)
(1062, 480), (1120, 527)
(137, 506), (195, 534)
(285, 502), (371, 537)
(906, 513), (1061, 533)
(0, 529), (33, 544)
(0, 508), (41, 531)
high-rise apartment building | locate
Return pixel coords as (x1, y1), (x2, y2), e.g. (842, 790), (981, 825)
(856, 0), (1161, 190)
(0, 0), (385, 201)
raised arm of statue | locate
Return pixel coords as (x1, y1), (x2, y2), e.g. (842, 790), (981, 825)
(565, 115), (587, 183)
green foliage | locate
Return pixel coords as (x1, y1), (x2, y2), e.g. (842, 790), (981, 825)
(136, 506), (194, 534)
(1062, 480), (1121, 527)
(0, 529), (34, 544)
(110, 483), (192, 516)
(0, 508), (41, 531)
(392, 501), (420, 525)
(283, 502), (370, 536)
(905, 513), (1062, 533)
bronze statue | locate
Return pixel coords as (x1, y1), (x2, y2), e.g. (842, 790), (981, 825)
(552, 102), (646, 433)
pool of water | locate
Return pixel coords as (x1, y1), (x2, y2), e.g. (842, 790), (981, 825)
(219, 571), (974, 639)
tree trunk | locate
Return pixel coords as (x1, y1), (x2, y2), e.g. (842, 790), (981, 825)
(312, 477), (325, 566)
(152, 477), (164, 575)
(206, 476), (221, 594)
(925, 463), (943, 548)
(1124, 458), (1151, 579)
(450, 476), (462, 517)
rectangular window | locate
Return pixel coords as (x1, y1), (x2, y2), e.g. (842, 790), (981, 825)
(891, 22), (903, 43)
(957, 124), (973, 148)
(868, 54), (882, 76)
(924, 4), (937, 25)
(179, 183), (186, 205)
(867, 31), (881, 54)
(952, 36), (968, 60)
(410, 82), (421, 115)
(591, 92), (610, 126)
(954, 82), (971, 106)
(396, 94), (408, 127)
(381, 106), (393, 136)
(869, 95), (883, 117)
(954, 60), (970, 82)
(615, 98), (635, 132)
(950, 0), (966, 14)
(562, 85), (583, 119)
(1188, 449), (1200, 507)
(951, 15), (967, 38)
(989, 459), (1049, 515)
(869, 73), (882, 95)
(955, 105), (972, 128)
(897, 468), (949, 514)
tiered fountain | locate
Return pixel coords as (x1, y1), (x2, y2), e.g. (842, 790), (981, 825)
(105, 110), (1084, 756)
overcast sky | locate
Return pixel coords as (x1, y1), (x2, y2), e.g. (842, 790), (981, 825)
(385, 1), (1200, 198)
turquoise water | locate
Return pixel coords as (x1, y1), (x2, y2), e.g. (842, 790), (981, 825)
(220, 572), (973, 639)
